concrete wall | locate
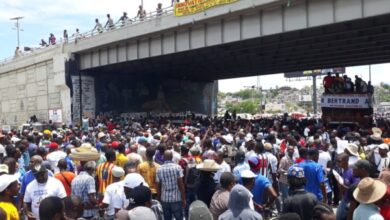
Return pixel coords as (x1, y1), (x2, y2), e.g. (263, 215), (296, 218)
(0, 47), (71, 127)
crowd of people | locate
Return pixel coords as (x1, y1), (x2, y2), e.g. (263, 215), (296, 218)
(0, 112), (390, 220)
(323, 73), (374, 95)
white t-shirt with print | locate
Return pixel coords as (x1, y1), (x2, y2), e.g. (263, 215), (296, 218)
(102, 181), (128, 216)
(24, 177), (67, 219)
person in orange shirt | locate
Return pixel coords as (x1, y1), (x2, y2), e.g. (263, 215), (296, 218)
(138, 147), (160, 198)
(96, 149), (116, 194)
(55, 159), (75, 196)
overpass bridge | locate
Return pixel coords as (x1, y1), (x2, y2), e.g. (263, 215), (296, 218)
(0, 0), (390, 126)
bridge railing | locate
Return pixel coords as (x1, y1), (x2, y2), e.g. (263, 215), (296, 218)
(67, 6), (174, 43)
(0, 6), (174, 67)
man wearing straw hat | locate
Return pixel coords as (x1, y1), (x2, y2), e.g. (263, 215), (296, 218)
(352, 177), (387, 220)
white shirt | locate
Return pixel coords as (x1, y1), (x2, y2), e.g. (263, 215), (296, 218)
(377, 156), (390, 172)
(318, 151), (331, 172)
(102, 181), (128, 216)
(171, 150), (182, 164)
(348, 156), (360, 167)
(46, 151), (67, 173)
(264, 152), (278, 182)
(214, 161), (231, 183)
(24, 177), (67, 219)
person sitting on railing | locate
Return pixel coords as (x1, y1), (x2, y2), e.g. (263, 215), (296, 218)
(72, 28), (82, 43)
(118, 12), (130, 26)
(323, 72), (333, 94)
(40, 39), (49, 47)
(63, 30), (68, 43)
(137, 5), (146, 20)
(14, 47), (21, 58)
(93, 19), (104, 34)
(367, 81), (374, 95)
(332, 73), (344, 94)
(354, 75), (362, 93)
(157, 3), (163, 16)
(104, 14), (115, 30)
(343, 75), (354, 93)
(49, 33), (56, 45)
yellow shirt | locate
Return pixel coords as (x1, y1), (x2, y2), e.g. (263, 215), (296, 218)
(137, 161), (160, 194)
(0, 202), (19, 220)
(115, 153), (129, 168)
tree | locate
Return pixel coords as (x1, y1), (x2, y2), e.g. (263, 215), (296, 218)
(226, 100), (260, 114)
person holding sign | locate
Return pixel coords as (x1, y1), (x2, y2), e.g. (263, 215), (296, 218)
(335, 153), (360, 220)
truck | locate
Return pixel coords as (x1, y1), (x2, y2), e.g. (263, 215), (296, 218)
(321, 93), (373, 127)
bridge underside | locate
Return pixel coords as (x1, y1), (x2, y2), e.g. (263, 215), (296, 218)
(82, 13), (390, 81)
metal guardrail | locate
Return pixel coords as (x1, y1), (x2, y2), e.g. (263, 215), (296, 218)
(0, 6), (174, 66)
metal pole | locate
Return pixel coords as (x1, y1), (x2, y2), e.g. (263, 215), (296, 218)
(141, 0), (143, 8)
(312, 75), (317, 115)
(10, 17), (23, 48)
(79, 72), (83, 125)
(369, 64), (372, 82)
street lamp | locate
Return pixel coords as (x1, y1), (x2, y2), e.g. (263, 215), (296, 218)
(10, 16), (24, 48)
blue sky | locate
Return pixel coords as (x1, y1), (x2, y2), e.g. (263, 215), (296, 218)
(0, 0), (173, 59)
(1, 0), (389, 91)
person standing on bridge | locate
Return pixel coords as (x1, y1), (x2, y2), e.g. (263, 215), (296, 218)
(104, 14), (115, 30)
(93, 19), (104, 34)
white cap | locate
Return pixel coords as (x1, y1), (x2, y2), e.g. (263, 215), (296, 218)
(378, 143), (389, 151)
(241, 170), (257, 179)
(0, 164), (8, 174)
(128, 207), (157, 220)
(0, 174), (18, 192)
(124, 173), (148, 189)
(112, 166), (125, 178)
(11, 136), (21, 143)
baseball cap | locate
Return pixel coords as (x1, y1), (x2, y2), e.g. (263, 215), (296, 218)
(0, 174), (19, 192)
(48, 142), (59, 150)
(128, 185), (152, 208)
(248, 156), (261, 172)
(128, 207), (157, 220)
(0, 164), (8, 174)
(112, 166), (125, 178)
(287, 165), (305, 178)
(124, 173), (148, 189)
(378, 144), (389, 151)
(32, 164), (47, 175)
(110, 141), (120, 148)
(353, 160), (372, 173)
(240, 170), (257, 179)
(189, 200), (213, 220)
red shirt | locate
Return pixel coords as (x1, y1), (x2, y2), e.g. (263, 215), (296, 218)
(323, 76), (334, 88)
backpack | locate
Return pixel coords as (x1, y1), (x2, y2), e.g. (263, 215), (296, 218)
(185, 164), (200, 189)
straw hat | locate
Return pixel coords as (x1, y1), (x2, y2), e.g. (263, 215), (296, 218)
(70, 143), (100, 161)
(196, 159), (221, 172)
(353, 177), (387, 204)
(371, 127), (382, 141)
(345, 143), (360, 157)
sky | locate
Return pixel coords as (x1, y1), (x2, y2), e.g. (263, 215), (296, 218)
(1, 0), (390, 92)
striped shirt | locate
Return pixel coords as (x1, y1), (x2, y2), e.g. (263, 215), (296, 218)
(96, 162), (115, 194)
(156, 161), (184, 203)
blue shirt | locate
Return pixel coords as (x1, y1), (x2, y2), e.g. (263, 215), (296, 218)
(299, 160), (324, 201)
(65, 156), (75, 172)
(251, 174), (271, 205)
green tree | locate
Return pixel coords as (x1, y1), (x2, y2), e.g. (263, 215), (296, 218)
(226, 100), (260, 114)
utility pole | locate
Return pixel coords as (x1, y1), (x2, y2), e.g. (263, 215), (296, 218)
(10, 17), (24, 48)
(369, 64), (372, 82)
